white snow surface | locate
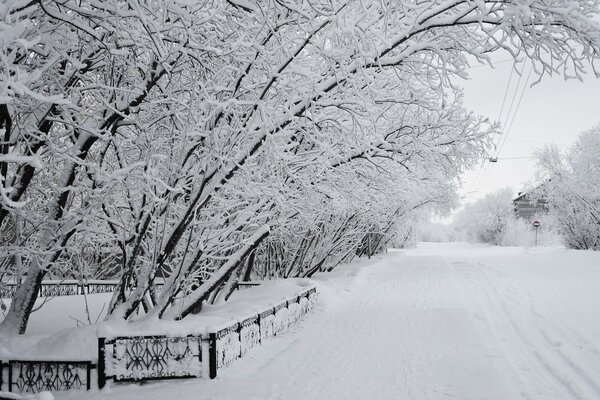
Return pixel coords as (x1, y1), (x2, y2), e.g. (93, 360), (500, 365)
(44, 242), (600, 400)
(0, 279), (314, 361)
(3, 243), (600, 399)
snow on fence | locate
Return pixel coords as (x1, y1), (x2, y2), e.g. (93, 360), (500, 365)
(235, 281), (262, 290)
(0, 285), (317, 395)
(212, 289), (316, 372)
(98, 335), (204, 386)
(99, 286), (317, 388)
(85, 281), (120, 294)
(0, 280), (115, 298)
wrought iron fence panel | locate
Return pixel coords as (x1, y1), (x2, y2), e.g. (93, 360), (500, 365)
(104, 335), (203, 383)
(2, 285), (317, 395)
(86, 283), (118, 294)
(299, 296), (310, 315)
(39, 283), (79, 297)
(240, 317), (261, 356)
(0, 284), (17, 298)
(287, 301), (302, 324)
(259, 311), (276, 342)
(307, 289), (318, 310)
(273, 306), (289, 335)
(8, 361), (91, 393)
(215, 325), (241, 368)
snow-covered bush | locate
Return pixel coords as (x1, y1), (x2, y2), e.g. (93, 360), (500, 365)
(417, 222), (456, 243)
(454, 189), (514, 245)
(453, 189), (559, 246)
(500, 214), (561, 247)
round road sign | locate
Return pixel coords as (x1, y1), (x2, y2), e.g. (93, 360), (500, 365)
(533, 220), (540, 227)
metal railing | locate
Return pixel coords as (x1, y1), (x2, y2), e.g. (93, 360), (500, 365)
(0, 360), (94, 393)
(0, 280), (164, 298)
(99, 286), (317, 386)
(1, 285), (317, 395)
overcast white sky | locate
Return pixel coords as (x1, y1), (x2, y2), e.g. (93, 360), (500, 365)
(457, 57), (600, 206)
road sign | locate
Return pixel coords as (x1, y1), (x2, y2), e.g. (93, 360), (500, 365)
(532, 220), (540, 246)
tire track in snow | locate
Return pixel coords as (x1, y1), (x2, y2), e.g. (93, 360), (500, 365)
(457, 261), (600, 400)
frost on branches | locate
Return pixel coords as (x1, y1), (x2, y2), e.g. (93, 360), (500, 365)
(1, 0), (600, 333)
(536, 126), (600, 250)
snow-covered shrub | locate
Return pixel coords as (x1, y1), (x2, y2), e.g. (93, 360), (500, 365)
(453, 189), (559, 246)
(454, 189), (514, 245)
(499, 214), (560, 247)
(417, 222), (456, 242)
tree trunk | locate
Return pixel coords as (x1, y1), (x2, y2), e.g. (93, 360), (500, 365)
(0, 265), (44, 335)
(173, 225), (270, 320)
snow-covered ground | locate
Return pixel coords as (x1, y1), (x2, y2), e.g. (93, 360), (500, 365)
(42, 242), (599, 400)
(0, 280), (313, 361)
(2, 243), (599, 399)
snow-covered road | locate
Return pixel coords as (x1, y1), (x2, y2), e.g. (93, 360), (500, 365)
(59, 243), (600, 400)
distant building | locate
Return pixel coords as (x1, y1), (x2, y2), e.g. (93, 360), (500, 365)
(513, 190), (549, 220)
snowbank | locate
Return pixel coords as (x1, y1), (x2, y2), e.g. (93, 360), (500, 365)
(0, 279), (315, 362)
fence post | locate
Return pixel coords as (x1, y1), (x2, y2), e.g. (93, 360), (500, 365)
(86, 362), (92, 390)
(257, 314), (261, 344)
(237, 323), (242, 357)
(8, 361), (12, 392)
(209, 333), (217, 379)
(97, 338), (106, 389)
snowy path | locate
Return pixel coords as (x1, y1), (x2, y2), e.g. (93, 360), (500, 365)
(58, 243), (600, 400)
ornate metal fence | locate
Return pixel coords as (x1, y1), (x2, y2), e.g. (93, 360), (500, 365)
(1, 285), (317, 395)
(39, 282), (80, 297)
(99, 285), (318, 387)
(86, 282), (119, 294)
(98, 335), (203, 388)
(0, 360), (93, 393)
(0, 284), (17, 298)
(211, 286), (317, 377)
(0, 280), (163, 298)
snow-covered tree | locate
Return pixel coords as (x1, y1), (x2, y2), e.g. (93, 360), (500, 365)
(1, 0), (600, 334)
(536, 126), (600, 250)
(454, 188), (514, 245)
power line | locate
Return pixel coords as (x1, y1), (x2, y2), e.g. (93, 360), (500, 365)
(493, 62), (534, 159)
(467, 62), (516, 193)
(473, 61), (533, 194)
(471, 61), (525, 193)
